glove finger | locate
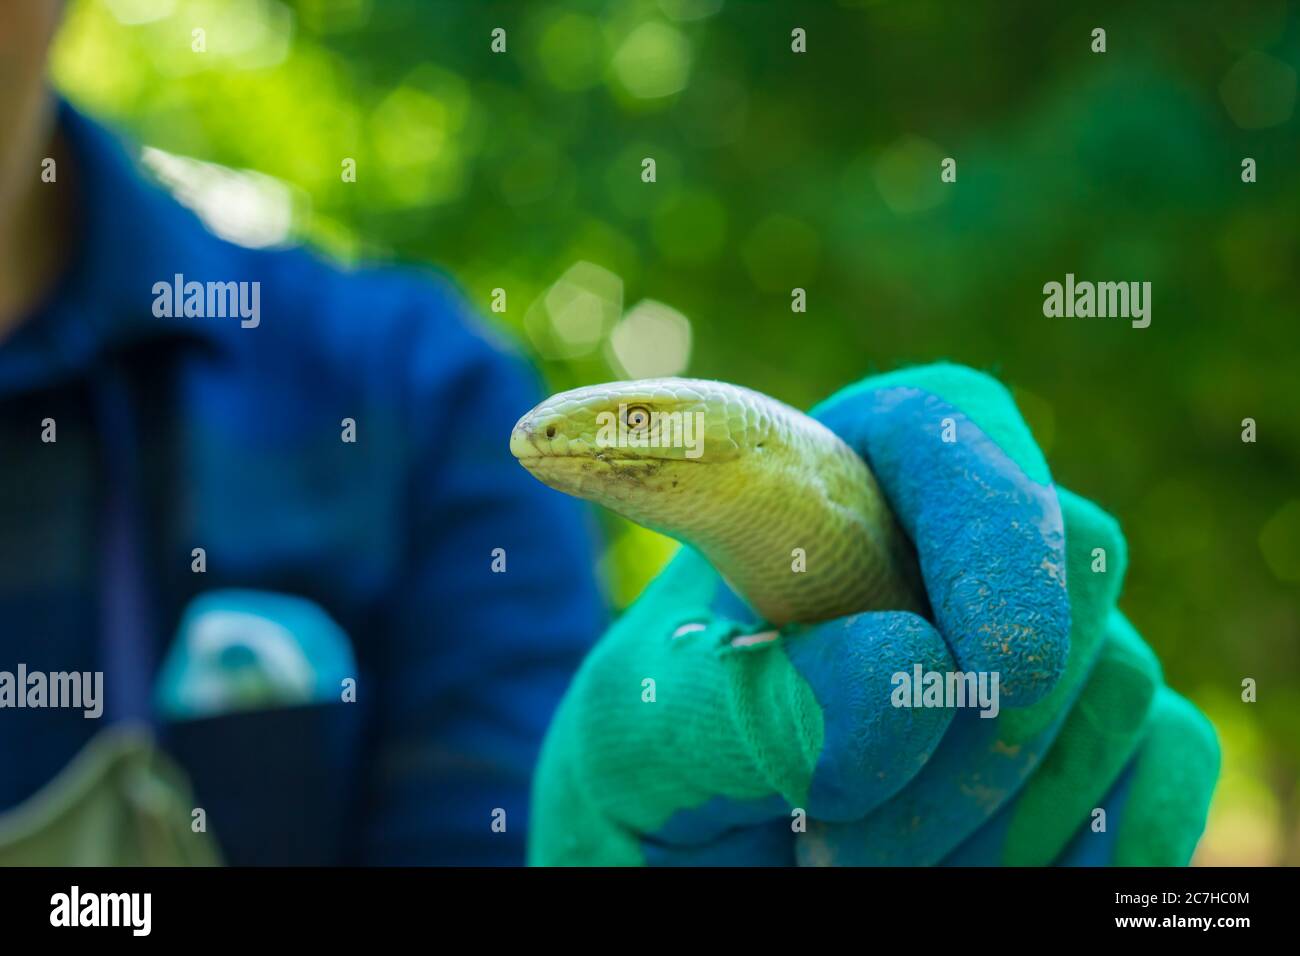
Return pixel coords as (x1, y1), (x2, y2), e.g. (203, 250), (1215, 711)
(771, 609), (956, 821)
(645, 608), (954, 846)
(531, 546), (943, 864)
(796, 494), (1130, 866)
(1054, 686), (1219, 866)
(1044, 489), (1124, 690)
(812, 363), (1068, 705)
(939, 612), (1160, 865)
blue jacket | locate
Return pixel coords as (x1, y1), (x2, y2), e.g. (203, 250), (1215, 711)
(0, 103), (605, 864)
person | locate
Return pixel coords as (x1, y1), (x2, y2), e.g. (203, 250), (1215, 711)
(1, 3), (1217, 866)
(1, 2), (602, 865)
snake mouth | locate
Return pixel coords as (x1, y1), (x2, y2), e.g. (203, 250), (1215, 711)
(510, 424), (707, 503)
(508, 423), (546, 461)
(515, 452), (676, 476)
(515, 453), (673, 502)
(510, 423), (705, 467)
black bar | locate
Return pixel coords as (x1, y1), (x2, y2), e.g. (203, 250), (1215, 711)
(0, 865), (1282, 940)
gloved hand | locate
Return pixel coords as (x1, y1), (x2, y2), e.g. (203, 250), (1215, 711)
(528, 363), (1219, 866)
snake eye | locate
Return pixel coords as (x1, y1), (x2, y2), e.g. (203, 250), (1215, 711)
(624, 405), (652, 431)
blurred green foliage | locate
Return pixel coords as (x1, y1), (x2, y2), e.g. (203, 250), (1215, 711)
(53, 0), (1299, 863)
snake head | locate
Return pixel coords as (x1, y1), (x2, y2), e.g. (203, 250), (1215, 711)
(509, 377), (777, 519)
(512, 376), (915, 625)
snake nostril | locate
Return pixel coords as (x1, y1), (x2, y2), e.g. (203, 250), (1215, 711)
(546, 425), (556, 438)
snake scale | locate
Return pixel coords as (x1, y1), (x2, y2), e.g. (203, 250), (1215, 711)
(510, 377), (926, 626)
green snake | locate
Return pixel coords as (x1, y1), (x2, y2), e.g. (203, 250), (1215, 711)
(509, 377), (925, 625)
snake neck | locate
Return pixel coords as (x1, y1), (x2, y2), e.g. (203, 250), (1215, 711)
(636, 429), (926, 626)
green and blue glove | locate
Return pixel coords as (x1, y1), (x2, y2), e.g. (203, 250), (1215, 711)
(529, 363), (1218, 866)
